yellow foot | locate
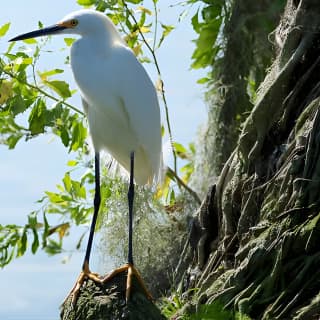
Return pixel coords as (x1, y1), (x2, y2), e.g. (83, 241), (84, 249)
(101, 263), (153, 303)
(64, 262), (152, 306)
(64, 261), (102, 306)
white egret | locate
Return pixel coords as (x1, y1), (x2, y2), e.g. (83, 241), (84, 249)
(10, 9), (162, 303)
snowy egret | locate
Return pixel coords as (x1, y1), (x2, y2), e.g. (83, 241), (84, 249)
(10, 9), (162, 303)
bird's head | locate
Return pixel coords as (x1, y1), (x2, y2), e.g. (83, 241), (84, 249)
(9, 9), (120, 42)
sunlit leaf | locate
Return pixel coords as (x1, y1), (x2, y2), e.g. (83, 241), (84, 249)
(173, 142), (188, 159)
(126, 0), (141, 4)
(39, 69), (64, 80)
(63, 173), (72, 193)
(137, 6), (152, 15)
(67, 160), (78, 167)
(45, 191), (65, 203)
(158, 23), (174, 48)
(23, 38), (37, 44)
(197, 77), (211, 84)
(77, 0), (95, 5)
(64, 38), (75, 46)
(44, 80), (71, 99)
(0, 80), (13, 105)
(139, 26), (150, 33)
(56, 223), (70, 240)
(0, 22), (10, 37)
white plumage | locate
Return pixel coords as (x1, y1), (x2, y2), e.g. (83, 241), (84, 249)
(60, 10), (162, 185)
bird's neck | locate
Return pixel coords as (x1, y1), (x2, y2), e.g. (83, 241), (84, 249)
(75, 33), (115, 56)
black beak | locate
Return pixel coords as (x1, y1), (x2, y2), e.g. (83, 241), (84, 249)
(9, 24), (66, 42)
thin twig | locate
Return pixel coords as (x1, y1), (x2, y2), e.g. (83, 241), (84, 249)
(152, 0), (158, 52)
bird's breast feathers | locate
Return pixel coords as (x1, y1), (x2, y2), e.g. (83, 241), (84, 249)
(71, 39), (162, 184)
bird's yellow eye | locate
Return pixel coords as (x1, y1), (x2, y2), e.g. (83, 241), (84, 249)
(70, 19), (78, 27)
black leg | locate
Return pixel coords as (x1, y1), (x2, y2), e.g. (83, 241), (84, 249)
(83, 152), (101, 269)
(128, 151), (134, 265)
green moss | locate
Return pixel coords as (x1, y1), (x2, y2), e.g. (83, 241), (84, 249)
(60, 271), (165, 320)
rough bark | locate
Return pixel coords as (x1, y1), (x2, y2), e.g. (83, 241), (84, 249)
(183, 0), (320, 319)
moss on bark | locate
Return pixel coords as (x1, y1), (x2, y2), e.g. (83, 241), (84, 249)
(181, 0), (320, 319)
(60, 270), (165, 320)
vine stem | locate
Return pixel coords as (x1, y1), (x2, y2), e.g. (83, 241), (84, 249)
(167, 166), (201, 204)
(123, 1), (178, 175)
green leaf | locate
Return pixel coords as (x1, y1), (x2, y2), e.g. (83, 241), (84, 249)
(44, 239), (62, 255)
(44, 80), (71, 99)
(23, 38), (37, 44)
(28, 212), (38, 228)
(63, 173), (72, 193)
(59, 127), (70, 147)
(77, 0), (95, 5)
(17, 228), (27, 257)
(45, 191), (66, 204)
(173, 142), (187, 154)
(28, 99), (46, 135)
(138, 6), (152, 16)
(169, 189), (175, 205)
(31, 230), (39, 254)
(158, 23), (174, 48)
(67, 160), (78, 167)
(197, 77), (211, 84)
(13, 56), (33, 73)
(126, 0), (141, 4)
(70, 121), (87, 151)
(191, 11), (200, 33)
(0, 23), (10, 37)
(64, 38), (75, 46)
(7, 134), (23, 149)
(39, 69), (64, 79)
(8, 95), (28, 115)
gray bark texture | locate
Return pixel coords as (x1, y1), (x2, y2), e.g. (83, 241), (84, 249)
(181, 0), (320, 319)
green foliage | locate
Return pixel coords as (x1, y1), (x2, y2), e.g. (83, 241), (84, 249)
(0, 211), (65, 267)
(160, 293), (252, 320)
(0, 29), (86, 150)
(191, 6), (222, 71)
(160, 290), (186, 318)
(187, 303), (252, 320)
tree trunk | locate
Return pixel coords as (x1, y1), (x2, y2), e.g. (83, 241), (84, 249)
(185, 0), (320, 319)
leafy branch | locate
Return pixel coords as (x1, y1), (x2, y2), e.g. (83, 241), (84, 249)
(1, 66), (85, 116)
